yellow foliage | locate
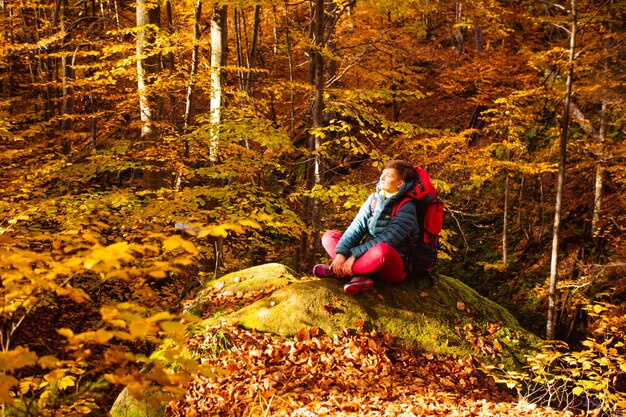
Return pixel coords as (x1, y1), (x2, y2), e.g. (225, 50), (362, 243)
(148, 270), (168, 279)
(57, 375), (76, 390)
(129, 319), (157, 339)
(159, 321), (187, 339)
(162, 236), (197, 254)
(58, 328), (74, 338)
(197, 226), (228, 238)
(0, 374), (18, 404)
(239, 219), (262, 229)
(38, 356), (60, 369)
(44, 368), (67, 383)
(84, 242), (136, 270)
(55, 284), (92, 303)
(0, 346), (38, 372)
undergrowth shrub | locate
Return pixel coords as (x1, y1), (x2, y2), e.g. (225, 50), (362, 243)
(487, 302), (626, 416)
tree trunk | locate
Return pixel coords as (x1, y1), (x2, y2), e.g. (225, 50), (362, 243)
(136, 0), (160, 147)
(57, 0), (74, 155)
(60, 51), (75, 155)
(283, 6), (295, 137)
(474, 21), (483, 52)
(136, 0), (163, 189)
(547, 0), (577, 341)
(234, 8), (245, 91)
(183, 0), (202, 131)
(245, 4), (261, 94)
(592, 45), (609, 246)
(309, 0), (325, 267)
(299, 0), (325, 271)
(503, 148), (510, 267)
(209, 3), (227, 162)
(454, 2), (465, 56)
(164, 0), (175, 72)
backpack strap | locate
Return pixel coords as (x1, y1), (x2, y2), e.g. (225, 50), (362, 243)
(391, 193), (436, 218)
(390, 197), (411, 218)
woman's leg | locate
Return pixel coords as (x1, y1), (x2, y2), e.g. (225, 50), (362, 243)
(352, 243), (406, 283)
(320, 230), (343, 259)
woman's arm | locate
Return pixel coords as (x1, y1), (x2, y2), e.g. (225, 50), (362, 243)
(334, 194), (374, 256)
(349, 200), (418, 259)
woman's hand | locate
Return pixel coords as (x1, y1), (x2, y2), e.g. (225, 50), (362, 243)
(341, 256), (356, 276)
(330, 254), (348, 277)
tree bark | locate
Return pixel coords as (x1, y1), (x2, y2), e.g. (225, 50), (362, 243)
(164, 0), (175, 72)
(592, 45), (609, 245)
(299, 0), (325, 271)
(183, 0), (202, 131)
(209, 3), (227, 162)
(234, 8), (245, 91)
(60, 51), (75, 154)
(245, 4), (261, 94)
(136, 0), (160, 147)
(454, 2), (465, 56)
(136, 0), (163, 190)
(503, 148), (510, 267)
(309, 0), (325, 268)
(283, 5), (295, 137)
(57, 1), (74, 155)
(547, 0), (577, 341)
(474, 20), (483, 52)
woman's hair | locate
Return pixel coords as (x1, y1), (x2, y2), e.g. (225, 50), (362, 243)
(383, 160), (418, 182)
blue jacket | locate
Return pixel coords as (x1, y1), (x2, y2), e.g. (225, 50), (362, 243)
(335, 179), (419, 261)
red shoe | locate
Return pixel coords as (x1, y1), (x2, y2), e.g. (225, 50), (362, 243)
(343, 276), (374, 295)
(312, 264), (337, 278)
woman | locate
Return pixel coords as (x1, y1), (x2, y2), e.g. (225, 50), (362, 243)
(313, 160), (420, 295)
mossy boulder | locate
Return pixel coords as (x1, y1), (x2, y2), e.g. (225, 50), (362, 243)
(205, 263), (541, 369)
(111, 262), (542, 417)
(109, 388), (165, 417)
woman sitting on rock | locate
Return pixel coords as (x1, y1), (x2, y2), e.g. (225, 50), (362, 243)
(313, 159), (420, 295)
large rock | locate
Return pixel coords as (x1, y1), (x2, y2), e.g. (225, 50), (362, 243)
(110, 263), (541, 416)
(205, 263), (541, 369)
(109, 388), (165, 417)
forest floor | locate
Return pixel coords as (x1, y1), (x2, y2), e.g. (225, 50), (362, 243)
(165, 324), (578, 417)
(162, 281), (580, 417)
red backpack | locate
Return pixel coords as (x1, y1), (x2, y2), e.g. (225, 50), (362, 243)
(391, 166), (444, 280)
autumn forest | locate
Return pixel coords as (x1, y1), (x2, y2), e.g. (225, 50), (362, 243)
(1, 0), (625, 415)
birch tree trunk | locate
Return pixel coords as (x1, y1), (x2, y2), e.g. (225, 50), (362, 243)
(454, 2), (465, 56)
(209, 4), (227, 161)
(60, 51), (74, 155)
(283, 6), (295, 136)
(57, 1), (74, 155)
(547, 0), (577, 340)
(136, 0), (160, 146)
(136, 0), (163, 190)
(592, 45), (609, 245)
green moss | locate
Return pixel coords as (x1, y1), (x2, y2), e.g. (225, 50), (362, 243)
(185, 263), (297, 314)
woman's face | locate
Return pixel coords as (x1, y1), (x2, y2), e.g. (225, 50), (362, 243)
(379, 168), (404, 193)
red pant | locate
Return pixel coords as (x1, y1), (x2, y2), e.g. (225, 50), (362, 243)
(321, 230), (407, 283)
